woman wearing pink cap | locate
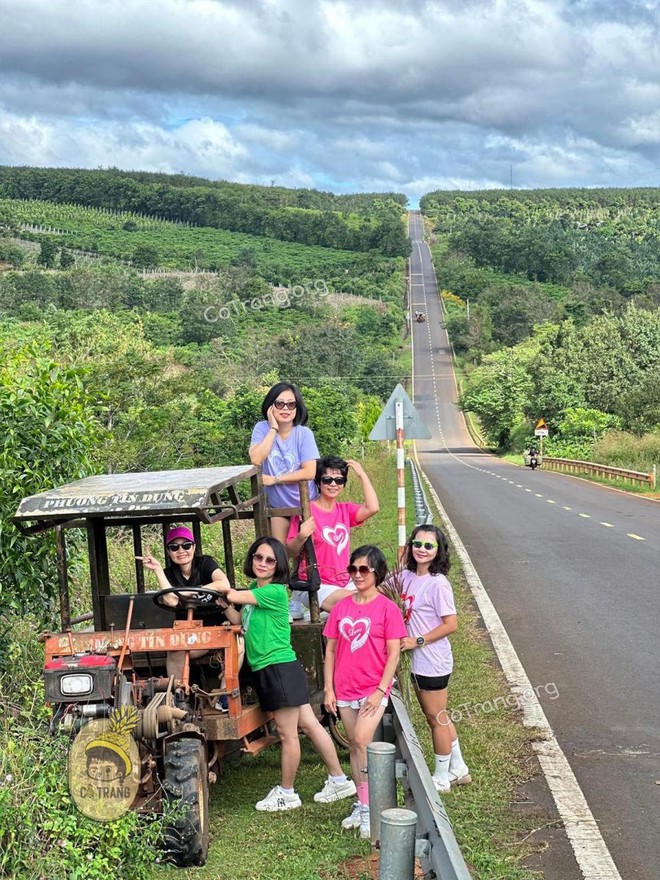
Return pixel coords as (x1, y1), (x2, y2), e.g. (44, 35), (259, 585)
(137, 526), (242, 710)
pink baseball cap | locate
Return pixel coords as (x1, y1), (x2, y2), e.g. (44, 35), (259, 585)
(165, 526), (195, 544)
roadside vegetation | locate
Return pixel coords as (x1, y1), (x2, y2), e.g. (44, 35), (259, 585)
(421, 189), (660, 471)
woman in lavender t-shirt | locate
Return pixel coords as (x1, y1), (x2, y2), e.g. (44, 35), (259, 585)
(399, 524), (471, 794)
(249, 382), (319, 543)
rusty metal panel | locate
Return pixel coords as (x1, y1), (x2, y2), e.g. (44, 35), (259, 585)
(203, 703), (268, 740)
(14, 466), (258, 523)
(44, 623), (239, 659)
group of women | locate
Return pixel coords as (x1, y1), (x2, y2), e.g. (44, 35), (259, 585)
(139, 381), (470, 839)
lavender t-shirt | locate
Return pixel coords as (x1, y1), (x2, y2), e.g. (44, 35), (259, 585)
(250, 421), (319, 508)
(399, 570), (456, 676)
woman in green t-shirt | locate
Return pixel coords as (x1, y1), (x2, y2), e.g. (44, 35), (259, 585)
(217, 537), (356, 812)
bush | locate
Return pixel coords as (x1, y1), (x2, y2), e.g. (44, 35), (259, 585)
(0, 615), (163, 880)
(594, 430), (660, 473)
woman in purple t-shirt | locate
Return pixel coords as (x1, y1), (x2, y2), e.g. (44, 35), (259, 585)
(399, 524), (471, 794)
(249, 382), (319, 543)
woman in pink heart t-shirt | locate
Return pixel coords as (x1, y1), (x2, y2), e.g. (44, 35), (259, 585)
(286, 455), (380, 613)
(323, 545), (406, 837)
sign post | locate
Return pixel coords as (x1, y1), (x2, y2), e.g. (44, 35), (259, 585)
(534, 418), (549, 456)
(370, 385), (431, 558)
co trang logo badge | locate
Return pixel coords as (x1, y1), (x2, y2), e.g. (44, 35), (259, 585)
(68, 706), (140, 821)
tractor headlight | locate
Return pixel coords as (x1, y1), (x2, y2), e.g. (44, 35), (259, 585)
(60, 673), (94, 696)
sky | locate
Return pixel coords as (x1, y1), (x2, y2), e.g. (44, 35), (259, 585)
(1, 0), (659, 204)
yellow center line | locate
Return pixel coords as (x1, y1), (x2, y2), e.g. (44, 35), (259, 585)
(535, 493), (543, 497)
(579, 513), (591, 518)
(563, 506), (572, 510)
(600, 522), (614, 528)
(546, 499), (556, 504)
(627, 533), (645, 541)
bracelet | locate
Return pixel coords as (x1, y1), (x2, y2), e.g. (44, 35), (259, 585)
(377, 686), (386, 694)
(269, 426), (277, 432)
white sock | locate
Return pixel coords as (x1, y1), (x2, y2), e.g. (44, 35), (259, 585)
(279, 786), (295, 795)
(449, 739), (469, 775)
(433, 753), (451, 781)
(330, 773), (347, 783)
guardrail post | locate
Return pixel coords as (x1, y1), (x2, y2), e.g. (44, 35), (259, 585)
(367, 741), (397, 844)
(652, 465), (656, 490)
(378, 808), (417, 880)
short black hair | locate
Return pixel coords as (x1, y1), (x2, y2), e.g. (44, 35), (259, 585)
(315, 456), (348, 485)
(261, 382), (308, 427)
(350, 545), (387, 586)
(404, 525), (450, 576)
(243, 536), (290, 585)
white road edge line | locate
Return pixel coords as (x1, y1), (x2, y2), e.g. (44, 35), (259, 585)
(413, 447), (622, 880)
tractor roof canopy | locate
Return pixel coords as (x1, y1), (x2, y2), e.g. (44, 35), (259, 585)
(13, 466), (262, 534)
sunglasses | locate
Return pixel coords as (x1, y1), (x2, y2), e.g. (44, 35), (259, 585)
(320, 476), (347, 486)
(167, 541), (194, 551)
(273, 400), (297, 411)
(412, 540), (438, 551)
(253, 552), (277, 565)
(347, 564), (375, 577)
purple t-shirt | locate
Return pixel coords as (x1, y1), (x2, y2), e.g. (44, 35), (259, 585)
(399, 570), (456, 676)
(250, 421), (319, 508)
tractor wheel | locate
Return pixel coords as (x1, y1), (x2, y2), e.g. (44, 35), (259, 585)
(162, 737), (209, 867)
(326, 707), (350, 750)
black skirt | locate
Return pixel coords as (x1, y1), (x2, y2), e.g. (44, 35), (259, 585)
(254, 659), (309, 712)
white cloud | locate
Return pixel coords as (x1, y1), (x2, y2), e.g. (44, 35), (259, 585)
(0, 0), (659, 195)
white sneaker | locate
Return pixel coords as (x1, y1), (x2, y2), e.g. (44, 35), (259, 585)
(431, 774), (451, 794)
(289, 600), (305, 620)
(314, 777), (357, 803)
(255, 785), (302, 812)
(359, 804), (371, 839)
(448, 768), (472, 786)
(341, 801), (361, 830)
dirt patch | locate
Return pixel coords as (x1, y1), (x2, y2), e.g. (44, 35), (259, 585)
(327, 852), (425, 880)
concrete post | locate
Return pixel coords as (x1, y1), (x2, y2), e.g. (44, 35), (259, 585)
(378, 808), (417, 880)
(367, 741), (397, 844)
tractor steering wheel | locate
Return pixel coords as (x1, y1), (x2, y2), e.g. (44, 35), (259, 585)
(152, 585), (224, 611)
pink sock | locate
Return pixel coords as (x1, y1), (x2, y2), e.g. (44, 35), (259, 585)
(357, 781), (369, 806)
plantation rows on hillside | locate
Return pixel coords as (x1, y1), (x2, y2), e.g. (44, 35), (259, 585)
(0, 198), (404, 299)
(0, 166), (411, 257)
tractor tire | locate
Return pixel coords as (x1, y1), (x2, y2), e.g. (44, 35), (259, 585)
(326, 707), (350, 750)
(162, 737), (210, 867)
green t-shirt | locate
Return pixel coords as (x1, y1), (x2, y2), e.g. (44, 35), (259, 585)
(240, 582), (296, 671)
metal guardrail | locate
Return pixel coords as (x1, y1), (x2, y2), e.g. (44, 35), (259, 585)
(408, 458), (433, 524)
(384, 690), (472, 880)
(543, 457), (656, 489)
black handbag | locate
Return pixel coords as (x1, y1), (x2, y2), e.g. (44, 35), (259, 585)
(289, 536), (321, 594)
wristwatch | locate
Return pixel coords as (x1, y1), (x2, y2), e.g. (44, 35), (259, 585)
(416, 636), (425, 647)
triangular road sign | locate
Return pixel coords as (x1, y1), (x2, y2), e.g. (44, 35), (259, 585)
(369, 384), (431, 441)
(535, 418), (548, 431)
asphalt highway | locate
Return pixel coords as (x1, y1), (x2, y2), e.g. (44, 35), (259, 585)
(408, 211), (660, 880)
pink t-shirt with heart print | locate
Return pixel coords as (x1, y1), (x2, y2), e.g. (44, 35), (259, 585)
(323, 593), (407, 700)
(287, 501), (362, 587)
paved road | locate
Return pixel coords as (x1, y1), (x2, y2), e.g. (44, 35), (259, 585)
(408, 211), (660, 880)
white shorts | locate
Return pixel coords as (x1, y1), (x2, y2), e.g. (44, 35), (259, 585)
(336, 696), (389, 709)
(292, 582), (357, 609)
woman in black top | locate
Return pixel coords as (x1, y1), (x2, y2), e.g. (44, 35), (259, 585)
(137, 526), (242, 707)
